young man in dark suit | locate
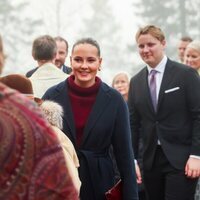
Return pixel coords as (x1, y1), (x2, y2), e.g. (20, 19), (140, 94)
(128, 25), (200, 200)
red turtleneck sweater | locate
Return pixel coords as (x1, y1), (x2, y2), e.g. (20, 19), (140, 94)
(67, 75), (101, 146)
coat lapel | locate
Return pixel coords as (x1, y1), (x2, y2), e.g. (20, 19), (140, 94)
(157, 59), (174, 111)
(57, 83), (76, 142)
(81, 83), (110, 146)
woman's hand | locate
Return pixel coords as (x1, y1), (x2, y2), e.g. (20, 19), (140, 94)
(135, 162), (142, 184)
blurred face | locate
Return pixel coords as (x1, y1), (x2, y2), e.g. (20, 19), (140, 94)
(184, 48), (200, 70)
(70, 43), (102, 88)
(137, 33), (165, 68)
(178, 40), (191, 62)
(54, 41), (67, 68)
(112, 74), (129, 97)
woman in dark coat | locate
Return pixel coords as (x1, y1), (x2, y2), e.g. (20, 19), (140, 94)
(43, 38), (138, 200)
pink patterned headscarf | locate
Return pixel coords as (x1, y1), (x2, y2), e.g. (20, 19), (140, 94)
(0, 83), (79, 200)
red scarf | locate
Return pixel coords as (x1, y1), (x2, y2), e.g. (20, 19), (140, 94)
(68, 75), (101, 146)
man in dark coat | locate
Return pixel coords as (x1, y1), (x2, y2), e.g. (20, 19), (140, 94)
(128, 25), (200, 200)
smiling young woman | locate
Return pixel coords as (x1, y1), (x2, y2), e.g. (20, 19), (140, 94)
(70, 40), (102, 88)
(43, 38), (138, 200)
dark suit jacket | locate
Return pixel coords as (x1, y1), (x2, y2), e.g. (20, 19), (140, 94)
(26, 64), (72, 77)
(26, 67), (38, 78)
(128, 59), (200, 171)
(43, 79), (138, 200)
(62, 65), (72, 74)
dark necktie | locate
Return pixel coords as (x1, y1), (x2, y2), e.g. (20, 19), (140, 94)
(149, 70), (157, 111)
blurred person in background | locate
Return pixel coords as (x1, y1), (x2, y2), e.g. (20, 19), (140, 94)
(178, 36), (193, 63)
(26, 36), (72, 77)
(111, 71), (130, 182)
(112, 71), (130, 102)
(184, 40), (200, 73)
(29, 35), (68, 98)
(39, 100), (81, 193)
(54, 36), (72, 74)
(43, 37), (138, 200)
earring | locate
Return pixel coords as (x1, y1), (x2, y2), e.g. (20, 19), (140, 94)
(98, 67), (101, 71)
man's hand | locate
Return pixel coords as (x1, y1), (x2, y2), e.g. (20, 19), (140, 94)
(185, 157), (200, 178)
(135, 163), (142, 184)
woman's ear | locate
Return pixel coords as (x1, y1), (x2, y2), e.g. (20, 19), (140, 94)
(98, 58), (102, 71)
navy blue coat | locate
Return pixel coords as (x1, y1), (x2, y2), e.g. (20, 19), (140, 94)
(43, 78), (138, 200)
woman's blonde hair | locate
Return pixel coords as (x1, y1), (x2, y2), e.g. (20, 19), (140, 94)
(187, 40), (200, 53)
(112, 71), (130, 87)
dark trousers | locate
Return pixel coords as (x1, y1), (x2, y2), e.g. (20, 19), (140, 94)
(143, 146), (198, 200)
(139, 190), (146, 200)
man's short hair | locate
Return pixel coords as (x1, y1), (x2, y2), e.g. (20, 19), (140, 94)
(135, 25), (165, 42)
(180, 36), (193, 42)
(32, 35), (57, 61)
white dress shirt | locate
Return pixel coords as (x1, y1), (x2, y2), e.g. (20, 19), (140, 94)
(147, 55), (167, 101)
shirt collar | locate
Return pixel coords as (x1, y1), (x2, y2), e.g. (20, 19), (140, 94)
(147, 55), (167, 74)
(60, 65), (64, 71)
